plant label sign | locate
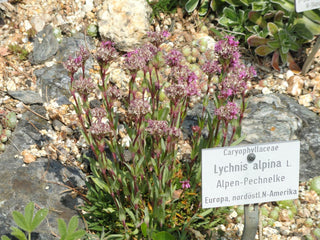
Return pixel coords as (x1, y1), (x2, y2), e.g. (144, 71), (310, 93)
(202, 141), (300, 208)
(295, 0), (320, 12)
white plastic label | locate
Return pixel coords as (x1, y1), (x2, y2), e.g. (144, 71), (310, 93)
(295, 0), (320, 12)
(202, 141), (300, 208)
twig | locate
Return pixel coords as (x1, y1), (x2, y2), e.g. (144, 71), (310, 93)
(23, 103), (49, 120)
(0, 56), (36, 82)
(8, 137), (20, 152)
(27, 120), (41, 132)
(44, 180), (90, 204)
(212, 26), (246, 36)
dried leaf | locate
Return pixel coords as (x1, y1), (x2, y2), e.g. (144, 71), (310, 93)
(272, 50), (280, 71)
(287, 52), (301, 73)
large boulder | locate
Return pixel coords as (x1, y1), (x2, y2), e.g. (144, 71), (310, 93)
(0, 105), (85, 239)
(98, 0), (152, 51)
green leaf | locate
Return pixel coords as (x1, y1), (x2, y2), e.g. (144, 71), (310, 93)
(199, 0), (209, 16)
(210, 0), (218, 11)
(141, 222), (147, 237)
(1, 236), (11, 240)
(230, 134), (247, 146)
(247, 35), (269, 47)
(223, 7), (238, 22)
(30, 208), (48, 232)
(267, 40), (280, 49)
(12, 211), (28, 232)
(218, 16), (231, 27)
(10, 227), (27, 240)
(67, 230), (86, 240)
(66, 216), (79, 234)
(274, 10), (284, 22)
(255, 45), (274, 56)
(89, 176), (110, 193)
(198, 208), (213, 217)
(209, 27), (224, 38)
(125, 208), (136, 222)
(303, 9), (320, 24)
(267, 22), (278, 36)
(58, 218), (67, 238)
(153, 231), (175, 240)
(293, 23), (313, 40)
(24, 202), (34, 230)
(279, 50), (288, 64)
(270, 0), (295, 12)
(248, 11), (267, 28)
(295, 16), (320, 35)
(251, 1), (266, 11)
(185, 0), (199, 13)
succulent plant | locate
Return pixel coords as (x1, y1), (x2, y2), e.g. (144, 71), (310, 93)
(310, 176), (320, 195)
(0, 110), (18, 153)
(4, 112), (17, 130)
(277, 199), (297, 214)
(87, 24), (98, 37)
(269, 208), (279, 220)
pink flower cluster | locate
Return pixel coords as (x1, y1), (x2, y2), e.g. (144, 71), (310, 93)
(201, 60), (221, 76)
(215, 35), (240, 67)
(105, 85), (122, 100)
(147, 30), (170, 47)
(95, 41), (118, 66)
(169, 65), (200, 98)
(146, 120), (181, 138)
(90, 121), (112, 139)
(165, 49), (183, 67)
(215, 102), (240, 121)
(63, 56), (82, 74)
(128, 98), (151, 119)
(72, 76), (96, 97)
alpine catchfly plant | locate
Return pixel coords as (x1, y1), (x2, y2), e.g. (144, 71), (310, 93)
(64, 31), (255, 239)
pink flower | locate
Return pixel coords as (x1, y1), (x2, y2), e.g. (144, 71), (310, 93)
(72, 76), (96, 97)
(165, 49), (183, 67)
(95, 41), (118, 65)
(180, 180), (191, 189)
(63, 56), (82, 74)
(215, 35), (241, 67)
(128, 98), (151, 119)
(90, 121), (113, 139)
(124, 49), (147, 72)
(146, 120), (169, 137)
(202, 60), (221, 75)
(147, 30), (170, 47)
(215, 102), (240, 121)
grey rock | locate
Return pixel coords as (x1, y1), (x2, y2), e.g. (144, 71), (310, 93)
(55, 32), (95, 63)
(7, 90), (43, 105)
(56, 95), (71, 105)
(98, 0), (152, 51)
(29, 25), (59, 65)
(242, 94), (302, 143)
(34, 33), (95, 102)
(183, 94), (320, 182)
(34, 64), (71, 102)
(0, 105), (85, 238)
